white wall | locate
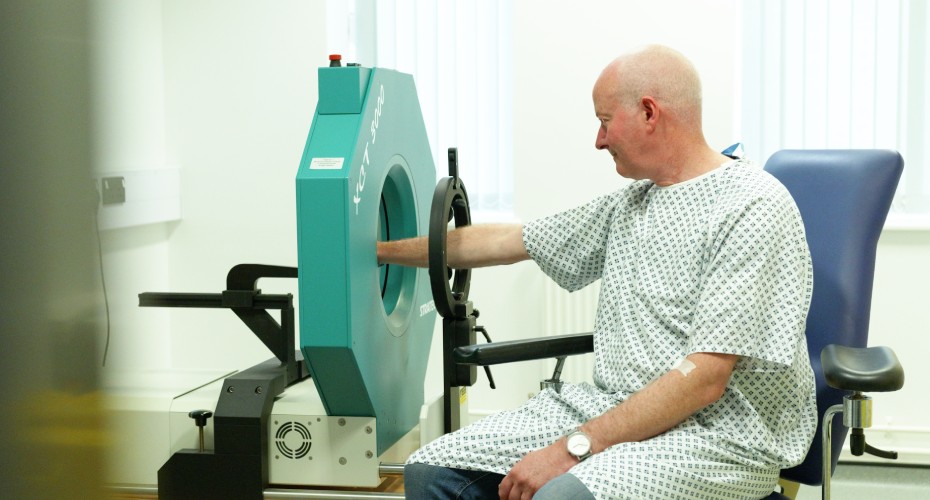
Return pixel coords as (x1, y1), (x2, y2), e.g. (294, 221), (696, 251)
(95, 1), (326, 373)
(160, 1), (325, 370)
(92, 0), (173, 370)
(867, 231), (930, 455)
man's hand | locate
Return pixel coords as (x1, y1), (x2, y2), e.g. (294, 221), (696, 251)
(495, 352), (737, 499)
(498, 439), (577, 500)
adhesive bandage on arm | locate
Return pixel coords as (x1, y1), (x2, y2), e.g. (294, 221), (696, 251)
(673, 357), (697, 377)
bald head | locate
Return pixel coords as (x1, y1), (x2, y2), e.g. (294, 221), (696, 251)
(592, 45), (724, 183)
(597, 45), (703, 127)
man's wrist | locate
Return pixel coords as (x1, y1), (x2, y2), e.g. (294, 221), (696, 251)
(565, 428), (594, 461)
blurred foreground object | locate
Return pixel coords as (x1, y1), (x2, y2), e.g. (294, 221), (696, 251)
(0, 0), (106, 497)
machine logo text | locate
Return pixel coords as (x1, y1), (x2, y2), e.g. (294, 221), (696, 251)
(353, 84), (385, 215)
(419, 300), (435, 317)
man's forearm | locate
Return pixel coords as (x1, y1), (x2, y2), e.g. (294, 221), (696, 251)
(580, 352), (738, 454)
(377, 223), (529, 269)
(377, 234), (430, 267)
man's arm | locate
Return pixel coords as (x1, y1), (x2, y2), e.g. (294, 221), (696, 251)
(579, 351), (738, 449)
(377, 223), (530, 268)
(498, 351), (739, 500)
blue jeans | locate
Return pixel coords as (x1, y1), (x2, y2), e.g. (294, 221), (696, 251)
(404, 463), (595, 499)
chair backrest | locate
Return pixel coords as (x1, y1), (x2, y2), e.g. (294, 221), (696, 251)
(763, 149), (903, 485)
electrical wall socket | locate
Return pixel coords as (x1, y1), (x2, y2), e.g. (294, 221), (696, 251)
(102, 176), (126, 205)
(96, 168), (181, 230)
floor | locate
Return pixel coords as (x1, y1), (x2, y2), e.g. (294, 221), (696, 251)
(109, 464), (928, 499)
(795, 463), (930, 499)
(108, 477), (405, 499)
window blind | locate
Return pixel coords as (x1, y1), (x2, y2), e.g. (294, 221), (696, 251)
(740, 0), (929, 223)
(327, 0), (514, 216)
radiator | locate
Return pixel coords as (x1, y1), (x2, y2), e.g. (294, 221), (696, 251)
(541, 279), (599, 385)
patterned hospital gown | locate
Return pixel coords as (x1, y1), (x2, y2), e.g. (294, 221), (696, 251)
(409, 160), (817, 499)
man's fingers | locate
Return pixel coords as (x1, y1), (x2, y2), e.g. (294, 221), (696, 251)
(501, 470), (539, 500)
(498, 475), (513, 500)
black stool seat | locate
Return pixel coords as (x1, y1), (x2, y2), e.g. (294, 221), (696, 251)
(821, 344), (904, 392)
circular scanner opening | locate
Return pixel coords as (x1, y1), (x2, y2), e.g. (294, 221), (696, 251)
(378, 159), (418, 335)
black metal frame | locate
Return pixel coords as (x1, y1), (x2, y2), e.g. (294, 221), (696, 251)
(140, 264), (307, 500)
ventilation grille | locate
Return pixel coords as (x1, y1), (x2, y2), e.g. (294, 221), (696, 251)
(274, 421), (312, 459)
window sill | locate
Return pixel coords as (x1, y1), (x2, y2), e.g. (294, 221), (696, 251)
(884, 213), (930, 231)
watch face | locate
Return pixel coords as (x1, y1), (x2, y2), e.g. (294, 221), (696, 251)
(567, 433), (591, 455)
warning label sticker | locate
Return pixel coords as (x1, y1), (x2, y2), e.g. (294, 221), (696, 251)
(310, 158), (345, 170)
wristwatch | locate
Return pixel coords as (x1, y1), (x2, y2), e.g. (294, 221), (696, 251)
(565, 428), (593, 461)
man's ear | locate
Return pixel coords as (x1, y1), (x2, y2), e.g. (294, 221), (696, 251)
(641, 96), (659, 131)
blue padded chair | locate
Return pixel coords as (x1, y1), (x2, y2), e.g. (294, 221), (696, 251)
(761, 150), (905, 499)
(452, 149), (906, 499)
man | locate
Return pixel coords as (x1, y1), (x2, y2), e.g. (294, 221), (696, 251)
(378, 45), (816, 499)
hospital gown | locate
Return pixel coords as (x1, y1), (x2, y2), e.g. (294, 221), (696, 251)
(408, 160), (817, 499)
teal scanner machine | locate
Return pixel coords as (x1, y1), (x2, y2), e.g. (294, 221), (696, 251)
(296, 65), (437, 457)
(143, 64), (439, 499)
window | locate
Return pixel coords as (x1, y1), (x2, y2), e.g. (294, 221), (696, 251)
(327, 0), (514, 217)
(739, 0), (930, 227)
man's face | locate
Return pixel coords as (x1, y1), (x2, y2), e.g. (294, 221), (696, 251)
(593, 76), (644, 179)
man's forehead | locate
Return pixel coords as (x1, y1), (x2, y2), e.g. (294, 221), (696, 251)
(593, 78), (619, 113)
